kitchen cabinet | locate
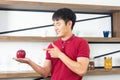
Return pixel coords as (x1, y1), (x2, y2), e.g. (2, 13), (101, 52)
(0, 1), (120, 41)
(0, 0), (120, 79)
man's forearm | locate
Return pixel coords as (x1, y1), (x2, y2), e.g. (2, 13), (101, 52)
(27, 59), (49, 78)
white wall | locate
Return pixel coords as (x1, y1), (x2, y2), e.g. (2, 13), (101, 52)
(0, 41), (51, 72)
(0, 10), (111, 37)
(16, 0), (120, 6)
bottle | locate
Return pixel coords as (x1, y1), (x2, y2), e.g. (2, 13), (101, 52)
(104, 57), (109, 71)
(104, 57), (112, 71)
(88, 58), (95, 70)
(108, 57), (112, 70)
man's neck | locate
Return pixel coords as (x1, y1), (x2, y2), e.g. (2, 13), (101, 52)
(61, 33), (73, 41)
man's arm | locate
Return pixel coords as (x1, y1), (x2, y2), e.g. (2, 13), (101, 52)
(58, 53), (89, 76)
(28, 59), (51, 78)
(45, 43), (89, 76)
(13, 58), (51, 78)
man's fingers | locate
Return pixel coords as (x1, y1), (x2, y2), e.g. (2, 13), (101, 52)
(43, 43), (57, 51)
(43, 48), (51, 51)
(51, 43), (57, 48)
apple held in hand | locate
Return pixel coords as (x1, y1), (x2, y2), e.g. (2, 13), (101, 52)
(16, 49), (26, 58)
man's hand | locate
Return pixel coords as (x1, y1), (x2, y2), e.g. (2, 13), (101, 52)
(44, 43), (62, 58)
(13, 57), (30, 64)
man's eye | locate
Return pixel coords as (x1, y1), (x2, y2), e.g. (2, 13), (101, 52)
(57, 23), (60, 26)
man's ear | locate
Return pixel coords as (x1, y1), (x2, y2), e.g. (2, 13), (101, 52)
(67, 20), (72, 29)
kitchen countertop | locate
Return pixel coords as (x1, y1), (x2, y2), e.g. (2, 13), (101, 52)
(0, 68), (120, 78)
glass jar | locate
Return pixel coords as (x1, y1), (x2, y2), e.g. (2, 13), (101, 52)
(88, 58), (95, 70)
(104, 57), (112, 71)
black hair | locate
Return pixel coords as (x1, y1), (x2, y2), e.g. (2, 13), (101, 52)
(52, 8), (76, 30)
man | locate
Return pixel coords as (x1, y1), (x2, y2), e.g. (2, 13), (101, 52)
(13, 8), (90, 80)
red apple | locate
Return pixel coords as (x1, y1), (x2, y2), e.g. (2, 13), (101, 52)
(16, 49), (26, 58)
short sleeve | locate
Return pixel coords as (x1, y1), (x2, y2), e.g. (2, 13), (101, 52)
(77, 39), (90, 58)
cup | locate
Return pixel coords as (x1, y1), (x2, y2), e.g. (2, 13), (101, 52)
(73, 30), (80, 36)
(103, 31), (110, 38)
(104, 57), (112, 71)
(88, 58), (95, 70)
(88, 61), (95, 70)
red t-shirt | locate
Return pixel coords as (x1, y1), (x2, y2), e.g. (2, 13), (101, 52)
(46, 34), (90, 80)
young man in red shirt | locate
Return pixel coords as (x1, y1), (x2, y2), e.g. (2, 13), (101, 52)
(14, 8), (90, 80)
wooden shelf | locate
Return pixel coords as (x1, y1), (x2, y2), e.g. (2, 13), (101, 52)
(0, 71), (40, 79)
(0, 1), (120, 42)
(87, 68), (120, 75)
(0, 69), (120, 78)
(85, 37), (120, 43)
(0, 36), (58, 42)
(0, 1), (120, 13)
(0, 36), (120, 43)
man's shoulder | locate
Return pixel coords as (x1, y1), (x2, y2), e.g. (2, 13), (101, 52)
(74, 36), (88, 42)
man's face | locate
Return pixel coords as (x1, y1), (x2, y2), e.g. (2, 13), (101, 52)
(53, 19), (69, 37)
